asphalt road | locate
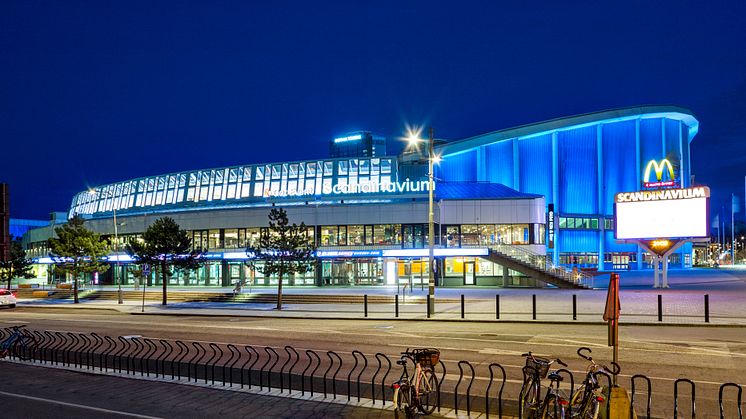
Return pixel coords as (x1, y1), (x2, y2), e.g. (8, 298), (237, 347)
(2, 307), (744, 418)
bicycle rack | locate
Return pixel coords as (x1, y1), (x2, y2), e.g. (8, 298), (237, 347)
(280, 346), (299, 393)
(347, 350), (367, 402)
(189, 342), (207, 382)
(485, 363), (506, 419)
(78, 333), (93, 369)
(301, 349), (321, 397)
(115, 336), (130, 373)
(260, 347), (279, 391)
(241, 345), (259, 389)
(455, 360), (475, 415)
(719, 382), (743, 419)
(371, 353), (391, 405)
(225, 344), (241, 387)
(131, 338), (146, 376)
(31, 330), (46, 363)
(435, 359), (447, 412)
(64, 332), (79, 367)
(90, 333), (104, 370)
(142, 338), (159, 377)
(206, 343), (222, 384)
(173, 340), (189, 380)
(157, 340), (174, 378)
(674, 378), (696, 419)
(324, 351), (342, 399)
(629, 374), (653, 419)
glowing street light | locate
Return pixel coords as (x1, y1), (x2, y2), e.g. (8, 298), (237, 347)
(403, 126), (440, 315)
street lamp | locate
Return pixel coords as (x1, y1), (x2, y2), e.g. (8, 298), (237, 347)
(89, 189), (124, 304)
(405, 127), (440, 316)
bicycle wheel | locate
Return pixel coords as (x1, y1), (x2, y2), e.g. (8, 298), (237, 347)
(13, 335), (36, 361)
(394, 383), (414, 419)
(417, 369), (439, 414)
(519, 377), (540, 419)
(569, 387), (599, 419)
(540, 394), (565, 419)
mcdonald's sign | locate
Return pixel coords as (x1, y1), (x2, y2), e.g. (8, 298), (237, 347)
(643, 158), (676, 188)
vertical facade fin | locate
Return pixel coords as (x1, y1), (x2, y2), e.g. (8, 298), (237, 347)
(551, 132), (559, 265)
(597, 124), (604, 270)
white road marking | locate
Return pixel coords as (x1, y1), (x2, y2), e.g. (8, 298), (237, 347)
(0, 390), (163, 418)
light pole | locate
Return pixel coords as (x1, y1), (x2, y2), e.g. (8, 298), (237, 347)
(406, 128), (439, 316)
(90, 189), (124, 304)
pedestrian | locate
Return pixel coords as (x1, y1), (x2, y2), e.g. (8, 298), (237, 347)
(233, 281), (242, 296)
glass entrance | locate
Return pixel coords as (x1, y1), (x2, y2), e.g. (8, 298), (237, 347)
(464, 261), (475, 285)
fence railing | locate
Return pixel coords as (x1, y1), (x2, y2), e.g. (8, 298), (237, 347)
(1, 327), (743, 418)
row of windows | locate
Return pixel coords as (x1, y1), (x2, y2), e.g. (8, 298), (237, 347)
(70, 157), (395, 216)
(557, 217), (614, 230)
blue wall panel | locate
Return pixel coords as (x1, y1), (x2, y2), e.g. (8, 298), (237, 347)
(681, 123), (690, 187)
(558, 126), (597, 214)
(559, 230), (598, 252)
(664, 119), (683, 184)
(640, 118), (663, 167)
(439, 149), (477, 182)
(604, 231), (637, 252)
(484, 140), (514, 188)
(518, 135), (553, 202)
(602, 121), (637, 215)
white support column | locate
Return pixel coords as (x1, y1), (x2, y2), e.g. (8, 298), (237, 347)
(662, 256), (669, 288)
(551, 132), (559, 266)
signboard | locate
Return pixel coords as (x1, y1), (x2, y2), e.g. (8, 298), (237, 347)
(614, 186), (709, 240)
(547, 204), (555, 249)
(643, 158), (677, 188)
(266, 178), (432, 198)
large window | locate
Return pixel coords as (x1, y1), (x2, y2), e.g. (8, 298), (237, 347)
(559, 217), (599, 230)
(348, 225), (364, 246)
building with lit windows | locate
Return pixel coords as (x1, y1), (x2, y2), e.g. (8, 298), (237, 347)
(22, 105), (698, 288)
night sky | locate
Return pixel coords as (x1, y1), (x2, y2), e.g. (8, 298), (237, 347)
(2, 1), (745, 220)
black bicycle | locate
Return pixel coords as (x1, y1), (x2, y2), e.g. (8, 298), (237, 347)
(519, 352), (569, 419)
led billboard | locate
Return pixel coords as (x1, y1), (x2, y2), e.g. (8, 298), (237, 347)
(614, 186), (709, 240)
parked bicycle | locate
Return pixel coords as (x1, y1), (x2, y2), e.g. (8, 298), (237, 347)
(0, 325), (36, 360)
(392, 348), (440, 418)
(519, 351), (569, 419)
(568, 347), (620, 419)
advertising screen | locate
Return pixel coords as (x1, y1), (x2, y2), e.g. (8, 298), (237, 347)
(614, 187), (709, 240)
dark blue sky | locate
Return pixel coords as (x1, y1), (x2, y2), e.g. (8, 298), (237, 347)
(2, 1), (745, 219)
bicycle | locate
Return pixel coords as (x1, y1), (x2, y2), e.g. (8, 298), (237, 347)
(568, 347), (620, 419)
(519, 352), (569, 419)
(392, 348), (440, 418)
(0, 325), (36, 361)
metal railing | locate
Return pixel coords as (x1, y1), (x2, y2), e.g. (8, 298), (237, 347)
(1, 327), (743, 418)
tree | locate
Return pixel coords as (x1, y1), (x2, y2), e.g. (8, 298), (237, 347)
(126, 217), (202, 305)
(0, 237), (35, 290)
(246, 208), (317, 310)
(48, 215), (110, 303)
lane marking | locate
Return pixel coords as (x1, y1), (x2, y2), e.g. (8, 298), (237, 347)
(0, 390), (164, 418)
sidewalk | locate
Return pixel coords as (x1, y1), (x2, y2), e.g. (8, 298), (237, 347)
(16, 267), (746, 325)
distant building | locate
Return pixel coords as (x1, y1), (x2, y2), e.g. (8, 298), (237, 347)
(10, 218), (48, 240)
(329, 131), (386, 158)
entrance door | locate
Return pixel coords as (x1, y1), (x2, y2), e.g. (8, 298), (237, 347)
(464, 261), (475, 285)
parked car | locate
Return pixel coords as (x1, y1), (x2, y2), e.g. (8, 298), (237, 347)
(0, 289), (17, 308)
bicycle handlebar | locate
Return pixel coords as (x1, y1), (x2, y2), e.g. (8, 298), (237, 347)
(556, 358), (568, 367)
(522, 352), (567, 367)
(577, 347), (592, 361)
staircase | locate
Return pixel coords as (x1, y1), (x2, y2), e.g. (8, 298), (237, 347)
(483, 245), (594, 289)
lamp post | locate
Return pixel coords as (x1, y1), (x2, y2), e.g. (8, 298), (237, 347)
(90, 189), (124, 304)
(405, 128), (438, 316)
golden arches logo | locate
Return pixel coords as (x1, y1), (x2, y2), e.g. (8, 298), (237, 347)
(643, 159), (675, 183)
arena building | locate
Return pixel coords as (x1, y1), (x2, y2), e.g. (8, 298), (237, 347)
(23, 105), (699, 288)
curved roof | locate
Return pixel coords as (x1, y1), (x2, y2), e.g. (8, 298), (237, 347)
(439, 105), (698, 157)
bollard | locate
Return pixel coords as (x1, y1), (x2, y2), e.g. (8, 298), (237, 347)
(364, 294), (368, 318)
(658, 294), (663, 322)
(461, 294), (465, 319)
(495, 294), (500, 320)
(572, 294), (577, 321)
(704, 294), (709, 323)
(427, 295), (431, 318)
(532, 294), (537, 320)
(395, 294), (399, 318)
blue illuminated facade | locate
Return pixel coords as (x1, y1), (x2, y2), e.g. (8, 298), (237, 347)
(21, 105), (699, 289)
(437, 106), (699, 270)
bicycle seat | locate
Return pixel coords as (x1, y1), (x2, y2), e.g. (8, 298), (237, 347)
(396, 360), (407, 366)
(547, 372), (563, 382)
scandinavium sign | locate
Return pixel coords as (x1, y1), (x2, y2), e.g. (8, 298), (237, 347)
(615, 186), (709, 203)
(266, 178), (432, 198)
